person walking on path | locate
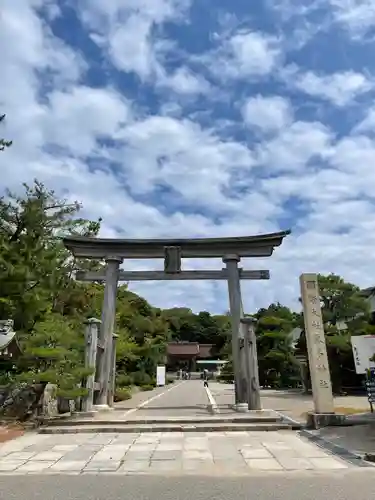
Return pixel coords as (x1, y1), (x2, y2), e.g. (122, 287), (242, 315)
(203, 368), (209, 388)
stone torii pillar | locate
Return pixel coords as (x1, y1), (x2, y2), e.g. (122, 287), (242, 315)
(241, 317), (261, 410)
(108, 333), (119, 408)
(95, 257), (122, 410)
(82, 318), (100, 413)
(223, 254), (247, 409)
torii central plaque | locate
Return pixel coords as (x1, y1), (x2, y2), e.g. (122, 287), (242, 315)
(63, 231), (290, 411)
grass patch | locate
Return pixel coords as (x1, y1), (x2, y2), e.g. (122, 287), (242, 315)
(140, 384), (155, 392)
(301, 406), (369, 418)
(332, 406), (370, 415)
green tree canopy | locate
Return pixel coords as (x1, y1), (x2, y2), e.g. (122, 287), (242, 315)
(255, 303), (300, 388)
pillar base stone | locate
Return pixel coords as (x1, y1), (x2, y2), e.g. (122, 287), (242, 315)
(92, 404), (113, 412)
(306, 411), (346, 429)
(72, 410), (97, 418)
(234, 402), (249, 413)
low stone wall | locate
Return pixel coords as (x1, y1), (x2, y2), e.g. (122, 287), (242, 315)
(0, 384), (76, 420)
(0, 383), (46, 420)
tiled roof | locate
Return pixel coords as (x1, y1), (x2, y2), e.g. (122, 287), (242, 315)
(167, 342), (214, 357)
(198, 344), (213, 358)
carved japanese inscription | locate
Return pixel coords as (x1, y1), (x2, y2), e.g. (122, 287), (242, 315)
(300, 273), (334, 414)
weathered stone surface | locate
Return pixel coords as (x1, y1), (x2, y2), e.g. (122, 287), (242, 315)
(42, 384), (58, 418)
(306, 412), (346, 429)
(0, 430), (353, 474)
(0, 382), (47, 420)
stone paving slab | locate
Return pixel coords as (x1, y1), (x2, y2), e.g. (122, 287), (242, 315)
(0, 430), (355, 475)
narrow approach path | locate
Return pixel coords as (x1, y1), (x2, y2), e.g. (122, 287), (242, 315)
(108, 380), (210, 421)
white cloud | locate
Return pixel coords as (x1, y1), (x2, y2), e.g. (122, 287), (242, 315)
(242, 95), (292, 132)
(227, 31), (281, 77)
(282, 66), (373, 106)
(158, 67), (211, 95)
(197, 30), (282, 81)
(79, 0), (198, 95)
(353, 107), (375, 133)
(107, 15), (158, 79)
(44, 86), (131, 156)
(329, 0), (375, 38)
(115, 115), (256, 209)
(255, 120), (332, 173)
(3, 0), (375, 317)
(269, 0), (375, 41)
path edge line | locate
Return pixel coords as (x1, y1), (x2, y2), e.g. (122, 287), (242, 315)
(122, 380), (187, 419)
(205, 386), (219, 415)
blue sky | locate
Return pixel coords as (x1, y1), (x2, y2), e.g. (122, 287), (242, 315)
(2, 0), (375, 314)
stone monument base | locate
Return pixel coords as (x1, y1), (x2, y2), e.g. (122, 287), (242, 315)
(306, 411), (346, 429)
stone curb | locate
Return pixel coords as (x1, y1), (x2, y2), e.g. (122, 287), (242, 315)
(43, 416), (285, 426)
(205, 387), (218, 415)
(39, 423), (296, 434)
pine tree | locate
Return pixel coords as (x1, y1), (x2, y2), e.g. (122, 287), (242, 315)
(17, 313), (93, 398)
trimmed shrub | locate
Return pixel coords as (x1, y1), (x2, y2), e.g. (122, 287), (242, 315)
(140, 384), (154, 392)
(114, 387), (132, 402)
(132, 372), (152, 386)
(116, 374), (134, 387)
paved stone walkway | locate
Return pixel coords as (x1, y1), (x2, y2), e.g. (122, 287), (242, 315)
(0, 430), (352, 475)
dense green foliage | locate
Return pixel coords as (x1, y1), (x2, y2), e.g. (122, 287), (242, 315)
(0, 179), (373, 403)
(218, 306), (300, 386)
(0, 181), (232, 399)
(255, 304), (300, 388)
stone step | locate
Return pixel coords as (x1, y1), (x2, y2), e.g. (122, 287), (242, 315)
(45, 415), (284, 427)
(39, 421), (300, 434)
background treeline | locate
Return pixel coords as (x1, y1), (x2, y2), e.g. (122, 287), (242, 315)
(1, 180), (374, 404)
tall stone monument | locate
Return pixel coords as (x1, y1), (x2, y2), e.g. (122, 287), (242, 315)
(300, 273), (344, 428)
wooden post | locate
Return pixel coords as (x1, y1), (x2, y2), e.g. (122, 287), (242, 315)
(82, 318), (100, 413)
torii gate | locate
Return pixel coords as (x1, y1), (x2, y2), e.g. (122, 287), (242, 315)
(63, 231), (290, 411)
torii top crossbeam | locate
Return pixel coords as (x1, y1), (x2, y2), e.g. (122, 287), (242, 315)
(62, 230), (291, 259)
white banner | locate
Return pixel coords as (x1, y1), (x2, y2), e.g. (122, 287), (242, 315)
(156, 365), (166, 386)
(350, 335), (375, 374)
